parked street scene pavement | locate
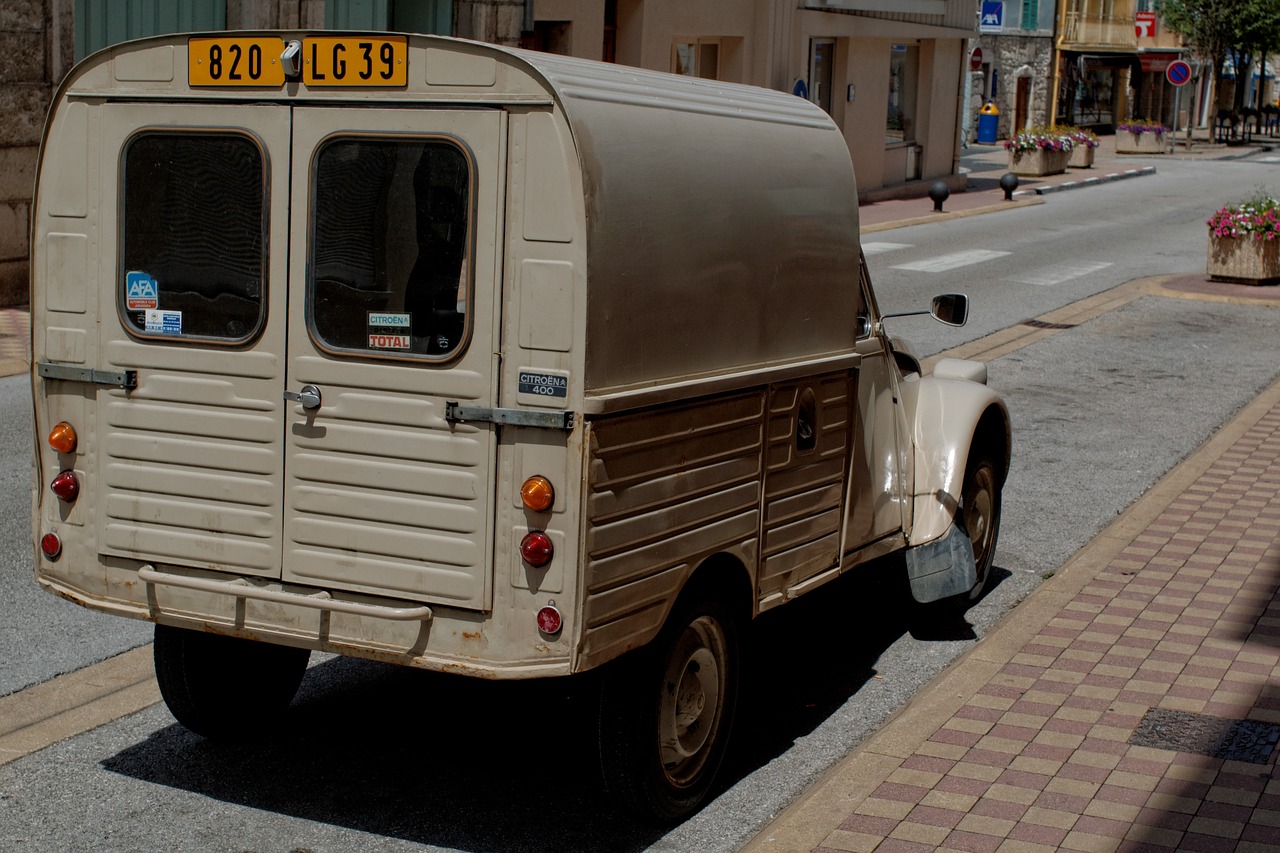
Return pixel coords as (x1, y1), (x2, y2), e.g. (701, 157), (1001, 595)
(5, 128), (1280, 851)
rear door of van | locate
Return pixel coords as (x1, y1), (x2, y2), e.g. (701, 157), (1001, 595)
(95, 101), (503, 610)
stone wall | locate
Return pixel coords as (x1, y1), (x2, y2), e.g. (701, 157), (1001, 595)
(226, 0), (326, 29)
(455, 0), (524, 46)
(1, 0), (72, 308)
(975, 33), (1054, 140)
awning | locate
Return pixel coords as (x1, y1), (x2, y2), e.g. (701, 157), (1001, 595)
(1138, 51), (1185, 73)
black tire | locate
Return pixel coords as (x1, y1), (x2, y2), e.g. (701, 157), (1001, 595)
(153, 624), (310, 741)
(958, 449), (1002, 604)
(597, 596), (740, 822)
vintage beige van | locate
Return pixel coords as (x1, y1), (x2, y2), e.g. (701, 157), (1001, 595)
(31, 32), (1010, 819)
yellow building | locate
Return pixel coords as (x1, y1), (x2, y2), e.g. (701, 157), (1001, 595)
(1052, 0), (1139, 130)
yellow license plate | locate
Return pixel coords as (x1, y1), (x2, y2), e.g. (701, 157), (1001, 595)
(303, 36), (408, 87)
(189, 37), (287, 87)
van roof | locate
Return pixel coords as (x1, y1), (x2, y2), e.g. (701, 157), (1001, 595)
(52, 33), (864, 401)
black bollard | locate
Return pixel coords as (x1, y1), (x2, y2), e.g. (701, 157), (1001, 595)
(928, 181), (950, 212)
(999, 172), (1019, 201)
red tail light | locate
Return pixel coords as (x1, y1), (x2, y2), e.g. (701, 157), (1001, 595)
(520, 531), (553, 567)
(41, 532), (62, 560)
(537, 604), (563, 635)
(50, 470), (80, 503)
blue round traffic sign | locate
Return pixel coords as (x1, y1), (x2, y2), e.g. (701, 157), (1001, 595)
(1167, 60), (1192, 87)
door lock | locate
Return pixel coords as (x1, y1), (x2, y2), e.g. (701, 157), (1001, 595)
(284, 384), (322, 410)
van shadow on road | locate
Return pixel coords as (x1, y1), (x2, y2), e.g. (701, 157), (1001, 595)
(99, 558), (1005, 852)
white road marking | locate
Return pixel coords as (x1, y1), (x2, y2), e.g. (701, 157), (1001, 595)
(1009, 261), (1114, 287)
(861, 242), (914, 255)
(891, 249), (1011, 273)
(1258, 156), (1280, 163)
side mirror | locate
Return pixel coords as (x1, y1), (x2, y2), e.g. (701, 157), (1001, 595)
(931, 293), (968, 327)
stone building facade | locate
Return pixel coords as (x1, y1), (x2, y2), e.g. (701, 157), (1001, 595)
(970, 0), (1056, 143)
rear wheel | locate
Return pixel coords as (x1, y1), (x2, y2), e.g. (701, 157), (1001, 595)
(597, 596), (739, 822)
(959, 450), (1002, 604)
(153, 624), (310, 741)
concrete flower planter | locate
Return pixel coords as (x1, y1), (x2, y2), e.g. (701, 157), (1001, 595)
(1007, 147), (1070, 177)
(1116, 129), (1169, 154)
(1207, 235), (1280, 285)
(1068, 145), (1095, 168)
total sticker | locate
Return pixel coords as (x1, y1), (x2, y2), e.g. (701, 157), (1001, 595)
(369, 333), (411, 350)
(145, 309), (182, 335)
(126, 271), (159, 310)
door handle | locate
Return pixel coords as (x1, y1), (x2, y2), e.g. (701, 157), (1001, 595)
(284, 384), (322, 410)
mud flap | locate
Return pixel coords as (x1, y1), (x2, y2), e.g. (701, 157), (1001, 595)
(904, 522), (978, 604)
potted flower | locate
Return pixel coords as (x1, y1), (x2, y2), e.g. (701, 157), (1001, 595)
(1064, 127), (1098, 168)
(1206, 194), (1280, 284)
(1116, 120), (1170, 154)
(1004, 127), (1074, 177)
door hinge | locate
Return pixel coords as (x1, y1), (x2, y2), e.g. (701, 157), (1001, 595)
(445, 403), (575, 431)
(38, 361), (137, 390)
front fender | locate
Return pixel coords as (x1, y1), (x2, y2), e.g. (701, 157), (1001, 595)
(903, 369), (1010, 547)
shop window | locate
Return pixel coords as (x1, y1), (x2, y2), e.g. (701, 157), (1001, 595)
(887, 44), (920, 145)
(673, 39), (720, 79)
(121, 132), (265, 342)
(310, 137), (472, 360)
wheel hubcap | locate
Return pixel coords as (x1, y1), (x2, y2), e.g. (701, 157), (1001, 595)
(965, 464), (997, 572)
(658, 615), (727, 785)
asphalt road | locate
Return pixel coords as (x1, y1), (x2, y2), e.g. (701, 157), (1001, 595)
(3, 152), (1280, 851)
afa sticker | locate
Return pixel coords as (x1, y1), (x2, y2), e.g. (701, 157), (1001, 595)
(126, 271), (159, 310)
(145, 309), (182, 335)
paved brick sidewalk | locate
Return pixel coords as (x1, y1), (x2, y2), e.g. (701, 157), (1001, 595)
(747, 378), (1280, 852)
(0, 308), (29, 378)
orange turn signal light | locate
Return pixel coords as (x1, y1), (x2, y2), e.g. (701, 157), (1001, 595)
(520, 475), (555, 512)
(48, 422), (77, 454)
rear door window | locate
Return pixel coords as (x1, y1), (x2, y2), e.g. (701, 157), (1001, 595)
(309, 136), (472, 359)
(121, 132), (267, 342)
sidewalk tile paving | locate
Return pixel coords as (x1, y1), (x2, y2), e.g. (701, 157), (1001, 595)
(750, 382), (1280, 852)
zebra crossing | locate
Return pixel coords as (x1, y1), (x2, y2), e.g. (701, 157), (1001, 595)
(864, 241), (1113, 285)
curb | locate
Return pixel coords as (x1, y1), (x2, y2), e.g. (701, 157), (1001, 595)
(1028, 165), (1157, 196)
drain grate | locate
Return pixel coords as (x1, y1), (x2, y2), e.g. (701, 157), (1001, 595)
(1129, 708), (1280, 764)
(1021, 319), (1077, 330)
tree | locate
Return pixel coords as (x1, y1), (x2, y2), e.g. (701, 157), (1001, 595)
(1157, 0), (1280, 112)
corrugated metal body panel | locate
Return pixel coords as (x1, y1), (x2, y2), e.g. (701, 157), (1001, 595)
(581, 393), (765, 659)
(278, 107), (505, 611)
(99, 343), (283, 574)
(758, 373), (851, 598)
(282, 360), (492, 605)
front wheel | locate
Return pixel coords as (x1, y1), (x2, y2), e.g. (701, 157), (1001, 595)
(597, 597), (740, 822)
(153, 624), (310, 741)
(958, 450), (1002, 604)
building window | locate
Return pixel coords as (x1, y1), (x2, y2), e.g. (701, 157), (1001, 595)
(887, 44), (919, 145)
(1021, 0), (1039, 29)
(673, 39), (720, 79)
